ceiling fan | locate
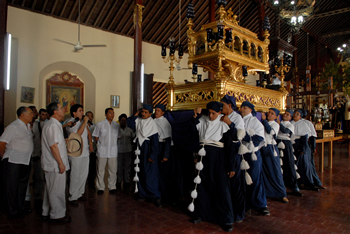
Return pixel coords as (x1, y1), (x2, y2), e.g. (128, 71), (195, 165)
(54, 0), (106, 52)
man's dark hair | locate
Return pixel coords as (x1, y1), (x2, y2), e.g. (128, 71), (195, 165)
(28, 106), (36, 111)
(105, 108), (114, 115)
(47, 102), (59, 116)
(39, 108), (47, 114)
(118, 113), (127, 121)
(85, 111), (93, 116)
(17, 106), (28, 118)
(70, 104), (83, 117)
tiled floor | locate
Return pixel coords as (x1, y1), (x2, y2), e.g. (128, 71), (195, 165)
(1, 141), (350, 234)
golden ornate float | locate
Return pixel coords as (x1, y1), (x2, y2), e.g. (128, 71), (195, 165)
(165, 4), (288, 112)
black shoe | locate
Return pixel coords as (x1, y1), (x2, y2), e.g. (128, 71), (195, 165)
(50, 216), (71, 223)
(291, 191), (303, 196)
(69, 200), (79, 206)
(124, 182), (130, 189)
(317, 185), (326, 189)
(257, 207), (270, 216)
(78, 196), (88, 201)
(310, 187), (320, 192)
(41, 215), (50, 221)
(134, 196), (145, 202)
(191, 217), (202, 224)
(97, 190), (104, 195)
(235, 219), (243, 223)
(221, 224), (233, 232)
(154, 198), (162, 208)
(22, 207), (33, 214)
(109, 189), (117, 194)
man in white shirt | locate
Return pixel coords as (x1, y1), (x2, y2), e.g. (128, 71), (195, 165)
(92, 108), (120, 195)
(31, 108), (48, 201)
(41, 102), (71, 222)
(0, 107), (34, 217)
(117, 114), (135, 190)
(64, 104), (93, 206)
(93, 108), (120, 194)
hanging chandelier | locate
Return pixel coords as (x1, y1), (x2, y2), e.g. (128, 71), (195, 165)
(337, 41), (350, 61)
(269, 0), (315, 34)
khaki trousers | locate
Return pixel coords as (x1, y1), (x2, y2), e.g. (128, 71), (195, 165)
(96, 157), (117, 190)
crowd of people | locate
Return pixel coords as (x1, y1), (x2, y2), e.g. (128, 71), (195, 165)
(0, 97), (324, 232)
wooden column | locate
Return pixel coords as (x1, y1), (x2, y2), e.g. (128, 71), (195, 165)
(292, 35), (298, 68)
(315, 37), (320, 69)
(306, 65), (312, 114)
(256, 0), (265, 40)
(208, 0), (215, 80)
(132, 0), (143, 114)
(0, 1), (7, 134)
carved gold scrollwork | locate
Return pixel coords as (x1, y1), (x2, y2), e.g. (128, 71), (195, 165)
(133, 4), (144, 29)
(175, 90), (214, 103)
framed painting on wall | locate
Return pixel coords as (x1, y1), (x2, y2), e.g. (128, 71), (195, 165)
(46, 72), (84, 120)
(20, 86), (35, 104)
(110, 95), (120, 108)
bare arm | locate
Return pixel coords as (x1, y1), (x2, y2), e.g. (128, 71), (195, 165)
(94, 137), (99, 143)
(87, 126), (93, 153)
(50, 143), (65, 174)
(0, 142), (6, 159)
(77, 116), (89, 136)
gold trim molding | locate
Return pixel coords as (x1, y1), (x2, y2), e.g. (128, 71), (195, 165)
(133, 4), (144, 29)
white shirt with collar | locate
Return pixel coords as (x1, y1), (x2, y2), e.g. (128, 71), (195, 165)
(41, 117), (70, 172)
(118, 126), (135, 153)
(0, 119), (33, 165)
(32, 119), (47, 158)
(92, 119), (120, 158)
(65, 117), (89, 158)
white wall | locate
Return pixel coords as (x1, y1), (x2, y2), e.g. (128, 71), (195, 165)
(6, 7), (197, 123)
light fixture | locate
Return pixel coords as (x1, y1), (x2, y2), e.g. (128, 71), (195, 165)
(6, 33), (11, 91)
(268, 0), (315, 34)
(343, 44), (347, 48)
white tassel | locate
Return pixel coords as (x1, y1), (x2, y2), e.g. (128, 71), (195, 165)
(237, 129), (246, 141)
(280, 158), (283, 166)
(133, 174), (139, 182)
(241, 159), (250, 170)
(188, 202), (195, 212)
(294, 165), (298, 170)
(191, 190), (198, 199)
(245, 171), (253, 185)
(278, 141), (285, 149)
(194, 175), (201, 184)
(272, 139), (277, 145)
(134, 166), (140, 172)
(251, 151), (257, 161)
(247, 129), (255, 136)
(281, 168), (283, 174)
(238, 144), (249, 155)
(274, 150), (278, 157)
(135, 148), (141, 156)
(195, 161), (204, 171)
(134, 156), (140, 164)
(198, 147), (206, 156)
(294, 155), (297, 160)
(134, 184), (138, 193)
(296, 172), (300, 179)
(280, 150), (284, 157)
(248, 141), (255, 151)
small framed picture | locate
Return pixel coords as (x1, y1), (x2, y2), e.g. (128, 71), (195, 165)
(20, 86), (35, 104)
(110, 95), (120, 108)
